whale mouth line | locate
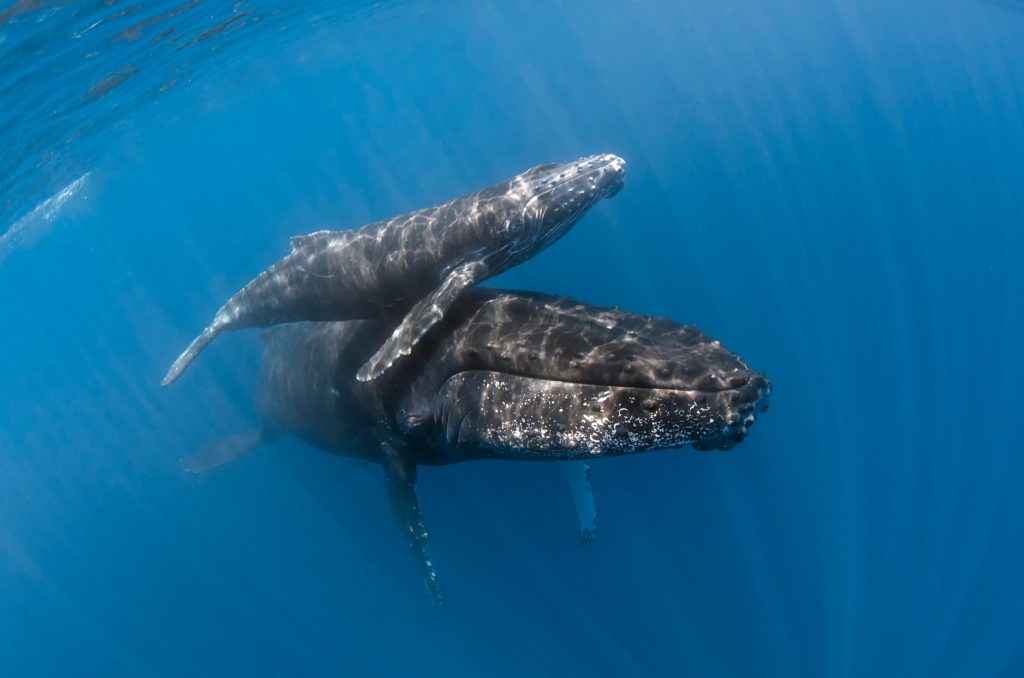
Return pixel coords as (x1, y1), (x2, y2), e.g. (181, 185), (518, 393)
(441, 367), (752, 396)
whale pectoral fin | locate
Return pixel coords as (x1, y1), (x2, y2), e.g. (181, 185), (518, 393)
(181, 428), (269, 474)
(357, 260), (487, 382)
(381, 441), (442, 605)
(561, 461), (598, 543)
(162, 325), (219, 386)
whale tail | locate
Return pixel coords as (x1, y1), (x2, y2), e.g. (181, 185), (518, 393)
(161, 325), (220, 386)
(181, 427), (271, 474)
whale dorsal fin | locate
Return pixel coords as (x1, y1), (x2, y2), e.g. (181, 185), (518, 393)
(290, 230), (331, 251)
(356, 260), (487, 382)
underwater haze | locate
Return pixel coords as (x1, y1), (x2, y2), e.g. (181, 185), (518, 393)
(3, 0), (1024, 675)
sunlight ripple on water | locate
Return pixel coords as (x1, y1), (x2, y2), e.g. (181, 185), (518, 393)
(0, 0), (397, 238)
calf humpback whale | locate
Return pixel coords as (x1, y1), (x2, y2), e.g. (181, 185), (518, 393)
(188, 289), (771, 602)
(162, 154), (626, 385)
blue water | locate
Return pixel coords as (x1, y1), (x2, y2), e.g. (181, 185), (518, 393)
(3, 0), (1024, 675)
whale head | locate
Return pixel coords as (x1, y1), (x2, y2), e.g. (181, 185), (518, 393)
(487, 154), (626, 266)
(397, 291), (771, 462)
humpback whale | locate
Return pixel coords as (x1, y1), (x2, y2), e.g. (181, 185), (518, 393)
(162, 154), (626, 386)
(187, 289), (771, 603)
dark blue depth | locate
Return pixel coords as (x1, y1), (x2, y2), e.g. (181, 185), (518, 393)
(1, 1), (1023, 675)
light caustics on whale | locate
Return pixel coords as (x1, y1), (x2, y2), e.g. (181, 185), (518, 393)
(0, 173), (91, 264)
(186, 289), (771, 603)
(165, 156), (770, 604)
(161, 154), (626, 386)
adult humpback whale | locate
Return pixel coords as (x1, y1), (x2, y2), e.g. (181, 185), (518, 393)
(188, 289), (771, 603)
(162, 154), (626, 386)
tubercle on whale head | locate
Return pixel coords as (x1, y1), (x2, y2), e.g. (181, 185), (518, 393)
(398, 291), (770, 462)
(426, 369), (770, 459)
(520, 153), (626, 215)
(690, 375), (771, 451)
(494, 154), (627, 261)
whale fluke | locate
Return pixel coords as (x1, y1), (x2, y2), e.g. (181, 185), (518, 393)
(181, 428), (266, 474)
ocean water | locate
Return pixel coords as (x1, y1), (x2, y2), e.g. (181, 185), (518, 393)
(2, 0), (1024, 675)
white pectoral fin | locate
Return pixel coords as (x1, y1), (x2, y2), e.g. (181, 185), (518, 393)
(356, 261), (486, 382)
(561, 461), (598, 543)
